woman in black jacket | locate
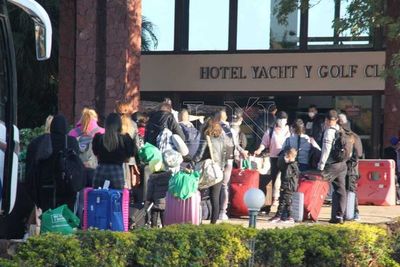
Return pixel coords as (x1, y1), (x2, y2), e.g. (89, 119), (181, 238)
(92, 113), (136, 189)
(192, 119), (228, 224)
(26, 115), (80, 211)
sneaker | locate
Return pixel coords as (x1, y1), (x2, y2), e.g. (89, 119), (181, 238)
(219, 213), (229, 221)
(268, 216), (281, 223)
(329, 216), (344, 224)
(282, 217), (295, 224)
(353, 213), (361, 221)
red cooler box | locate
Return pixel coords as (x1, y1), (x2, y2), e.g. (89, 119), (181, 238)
(357, 159), (396, 206)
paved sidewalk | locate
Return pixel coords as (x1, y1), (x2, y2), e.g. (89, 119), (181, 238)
(218, 205), (400, 229)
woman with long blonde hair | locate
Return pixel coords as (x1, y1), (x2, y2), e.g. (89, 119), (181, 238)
(69, 108), (105, 186)
(116, 99), (141, 189)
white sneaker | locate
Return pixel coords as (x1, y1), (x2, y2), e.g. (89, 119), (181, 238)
(219, 213), (229, 221)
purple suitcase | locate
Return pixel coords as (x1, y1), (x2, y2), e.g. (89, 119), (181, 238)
(164, 191), (201, 226)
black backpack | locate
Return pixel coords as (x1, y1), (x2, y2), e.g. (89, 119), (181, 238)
(330, 128), (353, 163)
(57, 135), (85, 194)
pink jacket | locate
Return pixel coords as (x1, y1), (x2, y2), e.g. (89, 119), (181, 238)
(68, 119), (105, 138)
(261, 125), (291, 158)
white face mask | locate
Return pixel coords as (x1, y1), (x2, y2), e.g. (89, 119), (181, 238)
(276, 119), (287, 128)
(308, 112), (316, 118)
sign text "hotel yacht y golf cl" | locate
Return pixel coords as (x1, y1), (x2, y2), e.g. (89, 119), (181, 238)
(199, 64), (383, 80)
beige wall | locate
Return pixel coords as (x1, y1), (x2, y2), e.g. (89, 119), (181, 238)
(141, 51), (385, 92)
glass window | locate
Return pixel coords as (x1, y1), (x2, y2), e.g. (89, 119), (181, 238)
(237, 0), (270, 50)
(308, 0), (335, 46)
(338, 0), (370, 46)
(269, 0), (300, 49)
(189, 0), (229, 50)
(335, 96), (372, 157)
(142, 0), (175, 51)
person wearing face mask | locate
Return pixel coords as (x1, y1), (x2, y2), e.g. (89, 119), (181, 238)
(305, 105), (324, 147)
(254, 111), (291, 210)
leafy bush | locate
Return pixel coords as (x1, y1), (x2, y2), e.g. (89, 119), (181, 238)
(15, 233), (88, 267)
(77, 231), (135, 267)
(6, 223), (400, 267)
(255, 223), (398, 267)
(19, 126), (45, 162)
(130, 224), (255, 266)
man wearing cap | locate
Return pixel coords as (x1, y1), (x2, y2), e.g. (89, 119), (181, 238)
(318, 109), (348, 224)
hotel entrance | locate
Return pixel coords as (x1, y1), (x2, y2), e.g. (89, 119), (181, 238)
(140, 51), (385, 158)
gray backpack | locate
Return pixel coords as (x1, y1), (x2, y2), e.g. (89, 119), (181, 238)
(76, 127), (99, 169)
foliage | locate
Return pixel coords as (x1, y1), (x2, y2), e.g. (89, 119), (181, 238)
(255, 223), (397, 267)
(0, 258), (18, 267)
(18, 126), (45, 162)
(142, 16), (158, 51)
(15, 233), (88, 267)
(6, 223), (400, 267)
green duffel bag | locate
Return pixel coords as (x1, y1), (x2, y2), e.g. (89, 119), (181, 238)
(138, 142), (162, 164)
(40, 205), (80, 235)
(168, 170), (200, 200)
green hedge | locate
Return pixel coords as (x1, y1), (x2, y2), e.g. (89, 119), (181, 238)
(6, 223), (400, 267)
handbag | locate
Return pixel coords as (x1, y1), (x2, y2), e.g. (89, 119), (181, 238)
(198, 136), (224, 189)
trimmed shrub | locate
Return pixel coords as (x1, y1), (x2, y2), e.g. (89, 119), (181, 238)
(130, 224), (256, 266)
(15, 233), (88, 267)
(6, 223), (400, 267)
(255, 223), (398, 267)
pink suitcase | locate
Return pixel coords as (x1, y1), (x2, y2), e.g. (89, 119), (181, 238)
(83, 187), (130, 231)
(164, 191), (201, 226)
(357, 159), (396, 206)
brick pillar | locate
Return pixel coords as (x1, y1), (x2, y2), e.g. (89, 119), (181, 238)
(383, 0), (400, 146)
(74, 0), (98, 119)
(58, 0), (142, 123)
(105, 0), (142, 115)
(58, 0), (76, 123)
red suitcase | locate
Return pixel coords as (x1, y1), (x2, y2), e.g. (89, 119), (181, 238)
(229, 169), (260, 217)
(357, 159), (396, 206)
(298, 172), (329, 221)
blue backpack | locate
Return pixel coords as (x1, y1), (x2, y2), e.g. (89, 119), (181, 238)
(180, 123), (201, 157)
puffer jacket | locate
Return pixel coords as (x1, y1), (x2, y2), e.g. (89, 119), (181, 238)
(192, 134), (228, 168)
(146, 171), (173, 210)
(145, 111), (185, 146)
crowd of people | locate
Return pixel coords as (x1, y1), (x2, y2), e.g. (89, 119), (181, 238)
(25, 97), (365, 229)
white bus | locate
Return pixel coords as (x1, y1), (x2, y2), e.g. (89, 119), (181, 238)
(0, 0), (51, 215)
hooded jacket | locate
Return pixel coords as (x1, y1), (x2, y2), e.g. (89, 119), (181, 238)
(68, 119), (105, 138)
(145, 111), (185, 146)
(146, 171), (172, 210)
(25, 115), (80, 210)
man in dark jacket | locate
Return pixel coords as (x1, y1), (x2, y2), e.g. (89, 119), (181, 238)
(339, 113), (363, 220)
(145, 103), (185, 146)
(25, 115), (80, 211)
(305, 105), (324, 146)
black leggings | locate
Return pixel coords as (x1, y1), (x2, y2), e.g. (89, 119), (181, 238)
(209, 182), (223, 224)
(150, 209), (164, 227)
